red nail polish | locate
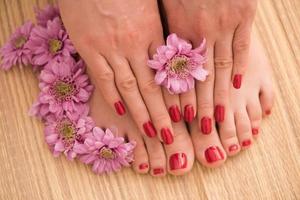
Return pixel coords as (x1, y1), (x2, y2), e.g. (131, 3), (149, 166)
(266, 110), (271, 115)
(205, 146), (224, 163)
(114, 101), (126, 115)
(184, 105), (195, 123)
(153, 168), (164, 175)
(169, 105), (181, 122)
(161, 128), (174, 145)
(252, 128), (259, 135)
(242, 140), (252, 147)
(169, 153), (187, 170)
(139, 163), (149, 170)
(229, 144), (239, 152)
(143, 121), (157, 138)
(201, 117), (212, 134)
(214, 105), (225, 122)
(233, 74), (242, 89)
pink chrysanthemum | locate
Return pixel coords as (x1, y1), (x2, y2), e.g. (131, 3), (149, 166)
(74, 127), (136, 174)
(148, 33), (208, 94)
(29, 59), (93, 119)
(28, 17), (75, 66)
(35, 5), (60, 27)
(45, 114), (95, 160)
(0, 22), (34, 70)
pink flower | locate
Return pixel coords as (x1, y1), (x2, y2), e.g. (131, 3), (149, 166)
(35, 5), (60, 27)
(27, 17), (75, 66)
(148, 33), (208, 94)
(45, 114), (95, 160)
(0, 22), (34, 70)
(74, 127), (136, 174)
(29, 59), (93, 119)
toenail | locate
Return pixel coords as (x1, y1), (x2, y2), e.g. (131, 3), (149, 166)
(114, 101), (126, 115)
(161, 128), (174, 145)
(214, 105), (225, 122)
(266, 110), (271, 115)
(201, 117), (212, 134)
(229, 144), (239, 152)
(143, 121), (157, 138)
(184, 105), (195, 123)
(204, 146), (224, 163)
(153, 168), (164, 175)
(233, 74), (242, 89)
(168, 105), (181, 122)
(169, 153), (187, 170)
(242, 140), (252, 147)
(139, 163), (149, 170)
(252, 128), (259, 135)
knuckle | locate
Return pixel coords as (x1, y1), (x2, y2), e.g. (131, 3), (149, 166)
(118, 76), (138, 92)
(96, 70), (114, 82)
(215, 88), (229, 99)
(233, 40), (250, 53)
(152, 112), (170, 125)
(220, 129), (236, 139)
(214, 58), (233, 69)
(197, 101), (213, 112)
(203, 72), (214, 83)
(141, 79), (161, 94)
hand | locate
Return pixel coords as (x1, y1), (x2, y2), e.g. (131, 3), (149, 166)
(59, 0), (175, 144)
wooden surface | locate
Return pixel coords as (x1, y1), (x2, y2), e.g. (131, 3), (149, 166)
(0, 0), (300, 199)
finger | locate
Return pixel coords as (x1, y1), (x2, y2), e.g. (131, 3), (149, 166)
(214, 35), (233, 124)
(108, 55), (157, 139)
(180, 89), (196, 123)
(232, 22), (252, 89)
(162, 87), (182, 123)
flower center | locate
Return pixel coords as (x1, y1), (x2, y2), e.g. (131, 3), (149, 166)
(169, 56), (188, 73)
(57, 120), (76, 141)
(48, 39), (62, 54)
(99, 147), (115, 159)
(53, 81), (75, 101)
(14, 36), (27, 49)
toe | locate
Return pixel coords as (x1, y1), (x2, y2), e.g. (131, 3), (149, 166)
(234, 107), (253, 150)
(259, 84), (275, 117)
(164, 122), (194, 175)
(247, 96), (263, 139)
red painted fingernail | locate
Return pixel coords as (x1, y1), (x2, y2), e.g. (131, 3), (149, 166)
(114, 101), (126, 115)
(169, 153), (187, 170)
(153, 168), (164, 175)
(169, 105), (181, 122)
(252, 128), (259, 135)
(205, 146), (224, 163)
(201, 117), (212, 134)
(139, 163), (149, 170)
(143, 121), (157, 138)
(184, 105), (195, 123)
(229, 144), (239, 152)
(266, 110), (271, 115)
(242, 140), (252, 147)
(214, 105), (225, 122)
(233, 74), (242, 89)
(161, 128), (174, 145)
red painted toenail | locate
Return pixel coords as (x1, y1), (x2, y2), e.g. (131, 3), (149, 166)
(143, 121), (157, 138)
(153, 168), (164, 175)
(184, 105), (195, 123)
(233, 74), (242, 89)
(139, 163), (149, 170)
(201, 117), (212, 134)
(169, 105), (181, 122)
(242, 140), (252, 147)
(266, 110), (271, 115)
(214, 105), (225, 122)
(114, 101), (126, 115)
(161, 128), (174, 145)
(169, 153), (187, 170)
(252, 128), (259, 135)
(205, 146), (224, 163)
(229, 144), (239, 152)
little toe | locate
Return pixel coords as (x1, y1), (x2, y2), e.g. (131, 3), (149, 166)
(260, 85), (275, 117)
(234, 107), (253, 150)
(246, 96), (263, 139)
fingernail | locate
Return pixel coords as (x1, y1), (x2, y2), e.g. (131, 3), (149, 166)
(161, 128), (174, 145)
(242, 140), (252, 147)
(214, 105), (225, 122)
(201, 117), (212, 134)
(169, 153), (187, 170)
(139, 163), (149, 170)
(153, 168), (164, 175)
(143, 121), (157, 138)
(229, 144), (239, 152)
(252, 128), (259, 135)
(184, 105), (195, 123)
(168, 105), (181, 122)
(205, 146), (224, 163)
(233, 74), (242, 89)
(114, 101), (126, 115)
(266, 110), (271, 115)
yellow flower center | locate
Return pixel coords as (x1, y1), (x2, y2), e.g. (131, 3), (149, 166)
(99, 147), (115, 159)
(169, 56), (188, 73)
(14, 36), (27, 48)
(57, 120), (76, 140)
(53, 81), (75, 100)
(48, 39), (62, 54)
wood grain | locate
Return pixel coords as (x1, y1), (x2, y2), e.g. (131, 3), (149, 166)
(0, 0), (300, 199)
